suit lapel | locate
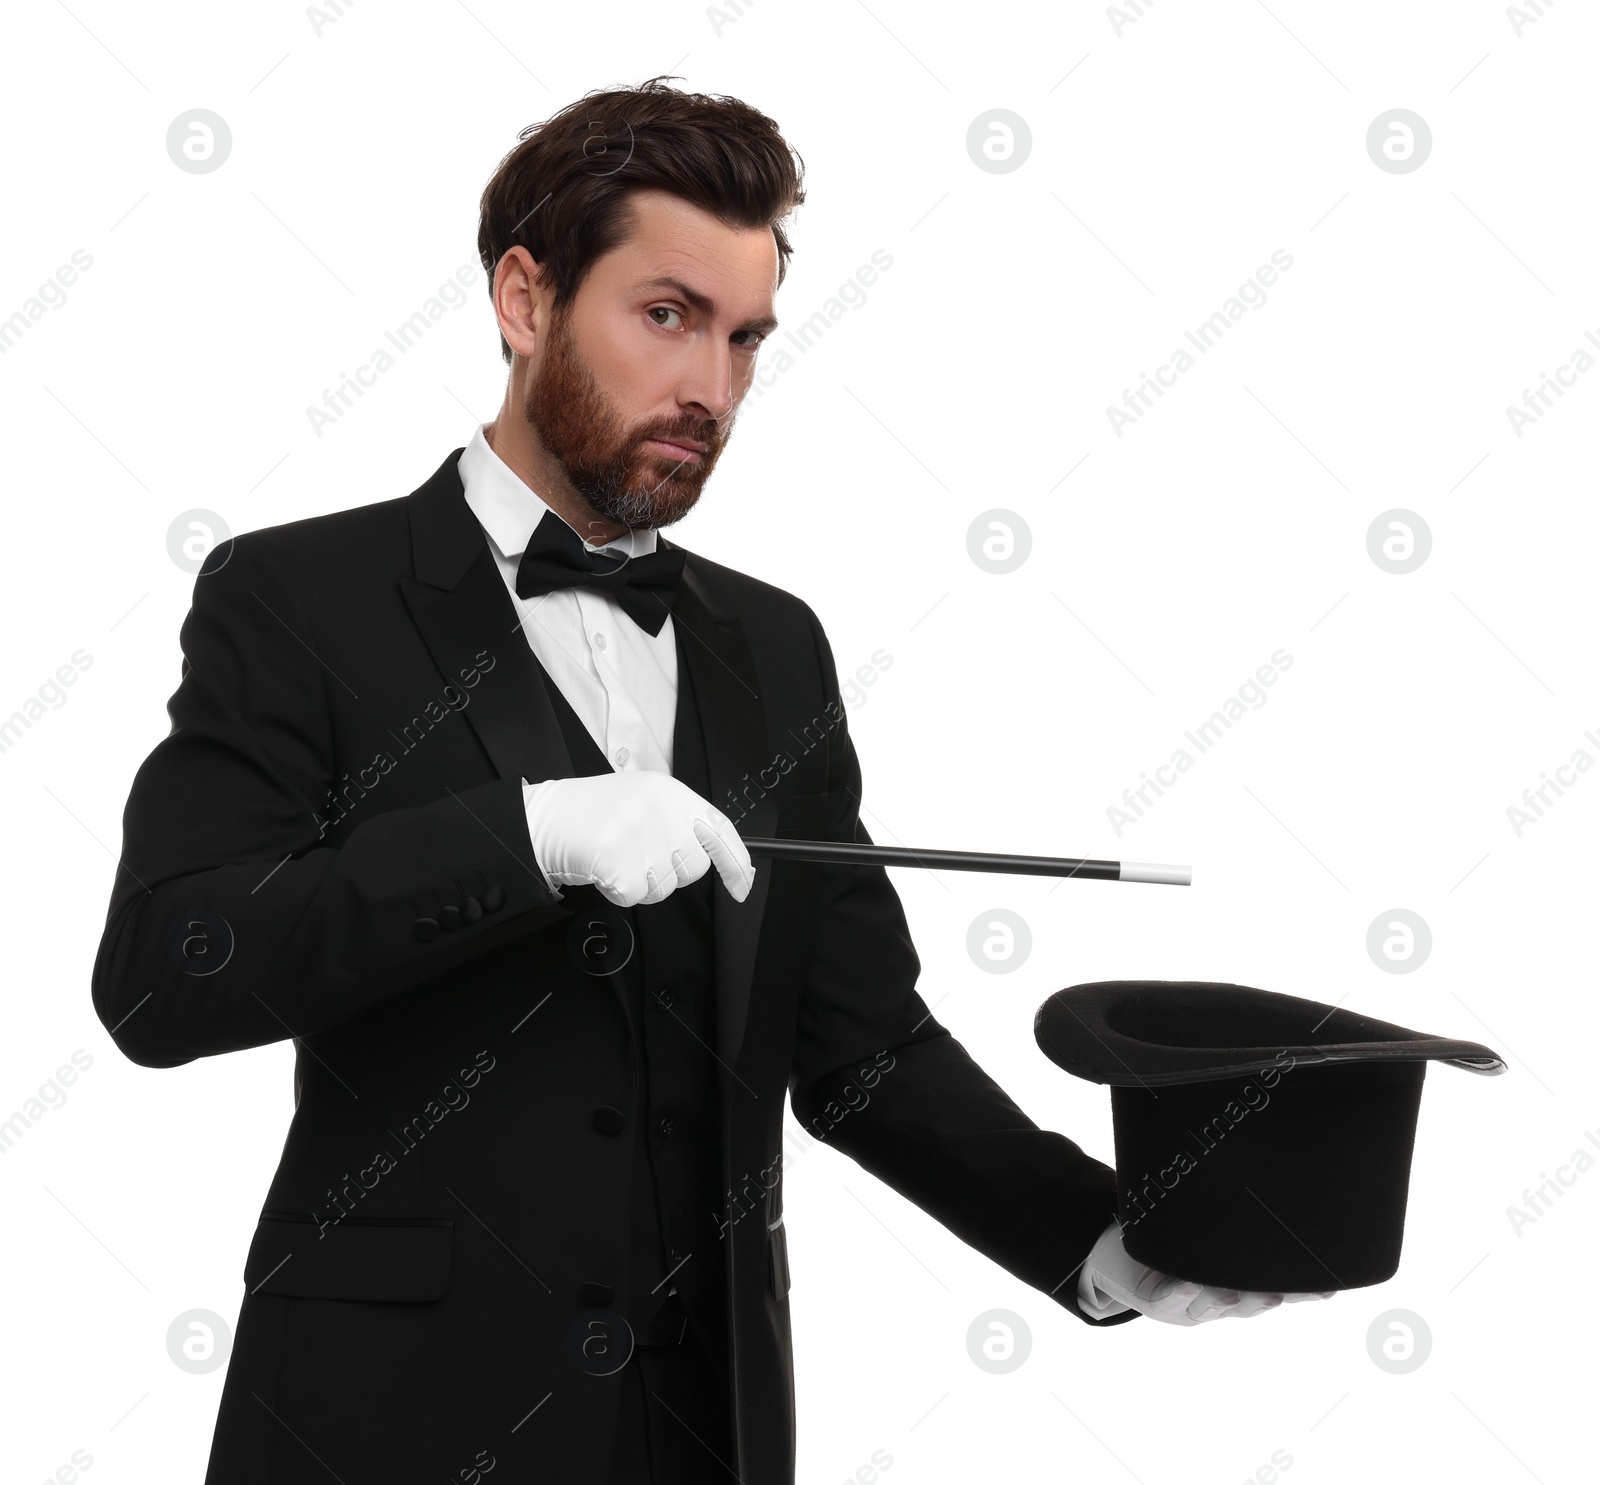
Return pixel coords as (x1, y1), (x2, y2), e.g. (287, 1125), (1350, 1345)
(397, 448), (575, 786)
(661, 548), (779, 1071)
(396, 447), (779, 1069)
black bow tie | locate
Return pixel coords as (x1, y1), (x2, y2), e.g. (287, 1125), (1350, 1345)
(514, 508), (686, 637)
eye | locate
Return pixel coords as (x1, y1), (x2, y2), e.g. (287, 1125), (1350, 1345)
(647, 305), (684, 330)
(731, 330), (767, 350)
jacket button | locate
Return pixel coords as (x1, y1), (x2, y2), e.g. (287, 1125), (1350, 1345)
(652, 989), (675, 1011)
(581, 1281), (614, 1306)
(413, 917), (440, 942)
(463, 895), (483, 923)
(439, 904), (462, 929)
(657, 1116), (675, 1138)
(591, 1105), (625, 1135)
(484, 885), (505, 912)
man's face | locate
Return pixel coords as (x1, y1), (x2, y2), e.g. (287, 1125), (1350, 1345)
(524, 187), (780, 531)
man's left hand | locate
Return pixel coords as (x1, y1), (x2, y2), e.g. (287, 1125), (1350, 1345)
(1077, 1218), (1336, 1326)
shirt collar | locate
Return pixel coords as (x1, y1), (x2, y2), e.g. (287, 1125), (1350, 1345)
(458, 421), (659, 562)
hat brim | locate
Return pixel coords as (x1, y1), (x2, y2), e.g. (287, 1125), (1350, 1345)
(1034, 980), (1506, 1088)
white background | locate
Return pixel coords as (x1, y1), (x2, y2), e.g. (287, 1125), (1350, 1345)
(1, 1), (1595, 1481)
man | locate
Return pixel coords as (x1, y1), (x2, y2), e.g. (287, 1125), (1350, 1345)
(93, 77), (1325, 1485)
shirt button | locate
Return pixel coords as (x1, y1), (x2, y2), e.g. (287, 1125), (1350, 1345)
(615, 746), (630, 767)
(657, 1116), (676, 1138)
(593, 631), (607, 651)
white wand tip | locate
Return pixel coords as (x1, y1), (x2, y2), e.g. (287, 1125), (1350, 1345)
(1119, 861), (1192, 886)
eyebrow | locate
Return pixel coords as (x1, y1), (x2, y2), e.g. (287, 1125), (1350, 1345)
(637, 275), (779, 335)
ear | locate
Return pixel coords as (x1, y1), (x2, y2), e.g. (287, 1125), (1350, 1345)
(493, 245), (552, 360)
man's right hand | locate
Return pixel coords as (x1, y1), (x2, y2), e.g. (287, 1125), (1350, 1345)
(522, 771), (757, 908)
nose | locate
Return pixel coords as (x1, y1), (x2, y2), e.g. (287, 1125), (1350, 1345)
(682, 338), (736, 425)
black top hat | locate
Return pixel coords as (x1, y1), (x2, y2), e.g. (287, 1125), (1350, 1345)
(1034, 981), (1504, 1292)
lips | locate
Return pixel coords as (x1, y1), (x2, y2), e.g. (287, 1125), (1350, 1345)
(644, 436), (707, 460)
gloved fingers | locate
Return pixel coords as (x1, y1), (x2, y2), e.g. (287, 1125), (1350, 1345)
(634, 855), (691, 906)
(1137, 1269), (1196, 1305)
(1183, 1285), (1240, 1323)
(668, 838), (713, 889)
(1223, 1292), (1284, 1320)
(1283, 1291), (1338, 1303)
(635, 832), (714, 905)
(1142, 1277), (1204, 1324)
(635, 865), (669, 907)
(693, 814), (756, 902)
(596, 858), (657, 907)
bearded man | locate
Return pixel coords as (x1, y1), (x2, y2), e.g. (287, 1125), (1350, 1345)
(93, 75), (1317, 1485)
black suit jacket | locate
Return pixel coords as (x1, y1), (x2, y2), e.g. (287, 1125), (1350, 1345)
(92, 448), (1135, 1485)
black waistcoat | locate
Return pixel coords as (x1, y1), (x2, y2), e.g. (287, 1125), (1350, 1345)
(530, 627), (728, 1374)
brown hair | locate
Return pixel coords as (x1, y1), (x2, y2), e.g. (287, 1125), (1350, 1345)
(477, 76), (806, 364)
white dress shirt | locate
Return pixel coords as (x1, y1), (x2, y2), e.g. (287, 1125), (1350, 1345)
(461, 423), (691, 1301)
(458, 422), (679, 774)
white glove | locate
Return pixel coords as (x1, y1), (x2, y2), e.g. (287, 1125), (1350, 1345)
(522, 771), (756, 908)
(1077, 1218), (1336, 1326)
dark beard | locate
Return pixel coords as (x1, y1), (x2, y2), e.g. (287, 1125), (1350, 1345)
(523, 305), (733, 531)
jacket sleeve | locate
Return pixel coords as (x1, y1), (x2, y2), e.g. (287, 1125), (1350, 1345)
(786, 610), (1139, 1327)
(91, 532), (568, 1069)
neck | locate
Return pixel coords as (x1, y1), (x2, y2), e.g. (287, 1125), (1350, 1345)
(484, 399), (628, 547)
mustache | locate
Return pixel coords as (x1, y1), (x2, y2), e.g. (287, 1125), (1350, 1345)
(635, 417), (726, 452)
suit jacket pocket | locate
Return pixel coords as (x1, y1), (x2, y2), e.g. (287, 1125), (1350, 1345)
(767, 1218), (791, 1301)
(244, 1213), (453, 1301)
